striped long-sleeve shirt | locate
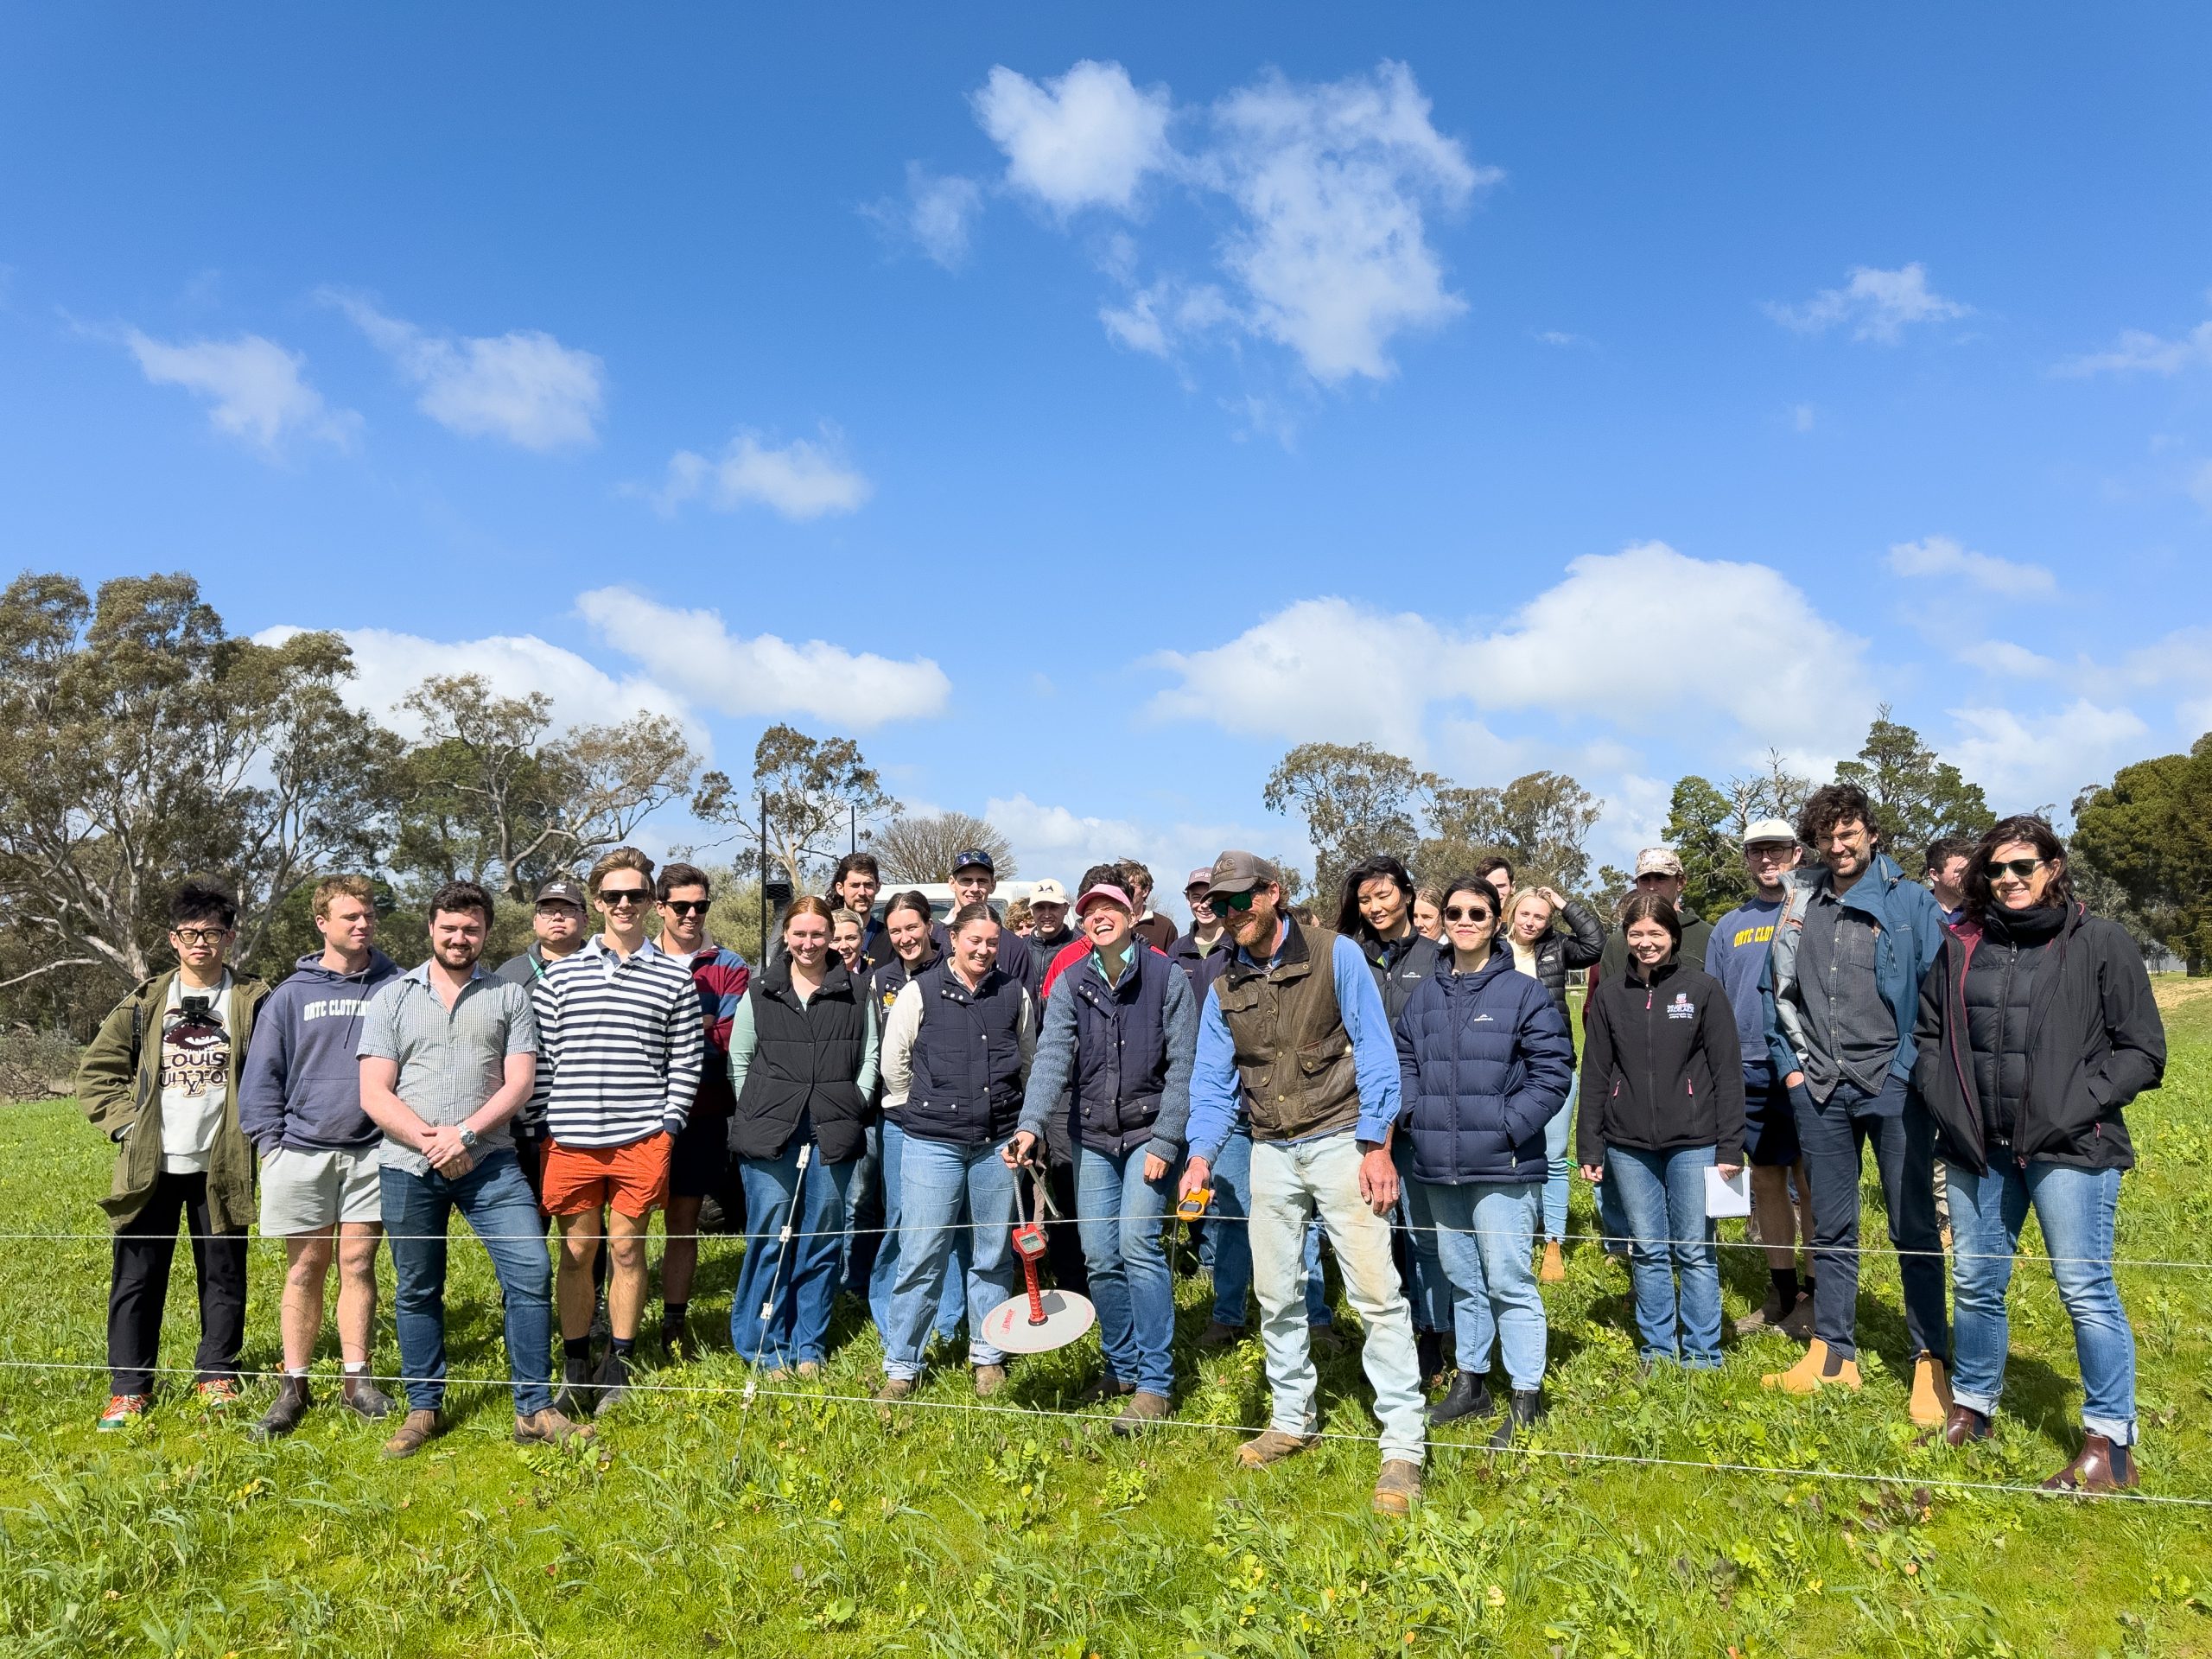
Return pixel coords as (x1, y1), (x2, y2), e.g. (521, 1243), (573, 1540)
(529, 935), (705, 1147)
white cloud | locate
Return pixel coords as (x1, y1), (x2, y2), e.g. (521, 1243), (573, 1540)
(576, 587), (946, 728)
(1789, 402), (1816, 432)
(123, 329), (356, 453)
(1885, 534), (2056, 596)
(974, 60), (1173, 213)
(648, 429), (873, 520)
(1955, 639), (2063, 679)
(1147, 542), (1872, 757)
(1099, 278), (1234, 358)
(984, 792), (1278, 912)
(254, 624), (693, 742)
(2055, 319), (2212, 378)
(1765, 262), (1969, 344)
(323, 290), (603, 450)
(867, 163), (986, 269)
(1947, 700), (2152, 813)
(1535, 329), (1593, 348)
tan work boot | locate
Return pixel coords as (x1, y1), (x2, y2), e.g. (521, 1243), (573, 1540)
(973, 1363), (1008, 1399)
(1235, 1428), (1318, 1468)
(514, 1408), (595, 1448)
(1761, 1338), (1861, 1395)
(1111, 1390), (1173, 1437)
(382, 1408), (443, 1459)
(1539, 1240), (1566, 1284)
(1909, 1353), (1955, 1427)
(1372, 1459), (1423, 1516)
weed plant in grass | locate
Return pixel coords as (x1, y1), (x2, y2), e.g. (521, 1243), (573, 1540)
(3, 988), (2212, 1654)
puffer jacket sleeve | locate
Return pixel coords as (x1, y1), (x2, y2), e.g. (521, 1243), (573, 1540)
(1559, 899), (1605, 970)
(1501, 983), (1574, 1148)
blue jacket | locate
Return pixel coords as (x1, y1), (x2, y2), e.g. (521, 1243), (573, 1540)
(237, 950), (404, 1153)
(1392, 949), (1574, 1185)
(1020, 944), (1198, 1160)
(903, 960), (1029, 1148)
(1762, 852), (1948, 1087)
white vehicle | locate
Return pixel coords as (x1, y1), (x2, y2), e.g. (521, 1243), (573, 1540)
(868, 880), (1047, 924)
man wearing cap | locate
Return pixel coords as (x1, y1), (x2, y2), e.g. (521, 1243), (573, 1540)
(1007, 878), (1197, 1432)
(496, 877), (591, 1211)
(935, 849), (1033, 990)
(1707, 820), (1815, 1338)
(1177, 852), (1426, 1516)
(1023, 880), (1078, 986)
(1168, 868), (1231, 992)
(1592, 848), (1713, 989)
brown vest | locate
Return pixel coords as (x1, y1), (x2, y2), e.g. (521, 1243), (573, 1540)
(1211, 918), (1362, 1143)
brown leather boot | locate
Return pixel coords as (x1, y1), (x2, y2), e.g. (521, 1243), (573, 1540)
(2041, 1433), (2139, 1493)
(1235, 1428), (1318, 1467)
(1371, 1459), (1422, 1516)
(1916, 1402), (1993, 1448)
(381, 1408), (443, 1459)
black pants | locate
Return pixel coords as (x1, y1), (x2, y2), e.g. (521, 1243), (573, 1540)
(107, 1171), (249, 1395)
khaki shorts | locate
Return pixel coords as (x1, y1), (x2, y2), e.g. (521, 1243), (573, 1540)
(258, 1143), (384, 1235)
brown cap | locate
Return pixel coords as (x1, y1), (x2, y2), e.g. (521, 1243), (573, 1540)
(1205, 850), (1281, 896)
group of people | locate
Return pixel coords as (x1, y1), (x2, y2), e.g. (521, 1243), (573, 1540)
(79, 783), (2167, 1508)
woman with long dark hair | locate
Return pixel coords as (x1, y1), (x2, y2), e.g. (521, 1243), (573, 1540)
(1911, 816), (2165, 1491)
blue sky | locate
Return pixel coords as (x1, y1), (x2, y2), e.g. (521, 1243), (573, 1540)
(8, 6), (2212, 906)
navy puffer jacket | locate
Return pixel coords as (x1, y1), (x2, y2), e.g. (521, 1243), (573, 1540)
(1391, 949), (1575, 1185)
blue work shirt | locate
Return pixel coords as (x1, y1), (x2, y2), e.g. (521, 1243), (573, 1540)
(1185, 918), (1403, 1164)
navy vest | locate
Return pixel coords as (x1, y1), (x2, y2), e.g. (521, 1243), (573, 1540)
(903, 961), (1027, 1148)
(1067, 947), (1173, 1156)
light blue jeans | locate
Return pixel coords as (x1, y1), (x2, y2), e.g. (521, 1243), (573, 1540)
(1948, 1160), (2136, 1444)
(870, 1116), (966, 1344)
(1076, 1145), (1175, 1397)
(883, 1131), (1018, 1378)
(1249, 1132), (1426, 1465)
(1419, 1179), (1547, 1392)
(1542, 1077), (1579, 1243)
(1391, 1138), (1452, 1336)
(1204, 1126), (1332, 1327)
(728, 1143), (855, 1370)
(1605, 1144), (1723, 1368)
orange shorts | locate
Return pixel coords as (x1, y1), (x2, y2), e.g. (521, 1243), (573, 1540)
(540, 1134), (671, 1219)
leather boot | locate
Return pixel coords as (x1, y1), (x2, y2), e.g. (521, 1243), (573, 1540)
(1909, 1353), (1955, 1427)
(1488, 1389), (1544, 1449)
(1762, 1338), (1861, 1395)
(1539, 1239), (1566, 1283)
(1427, 1370), (1494, 1427)
(1917, 1402), (1993, 1448)
(2041, 1433), (2139, 1494)
(341, 1371), (394, 1421)
(1416, 1330), (1445, 1391)
(553, 1351), (595, 1418)
(253, 1374), (312, 1440)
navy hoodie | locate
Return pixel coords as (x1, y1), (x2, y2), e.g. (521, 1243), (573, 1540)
(238, 950), (403, 1153)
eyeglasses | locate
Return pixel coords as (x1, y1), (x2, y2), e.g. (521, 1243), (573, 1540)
(171, 926), (229, 946)
(1210, 888), (1256, 912)
(1986, 857), (2046, 880)
(598, 887), (652, 907)
(661, 899), (709, 917)
(1442, 906), (1494, 924)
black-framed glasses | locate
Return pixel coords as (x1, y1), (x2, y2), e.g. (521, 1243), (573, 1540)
(171, 926), (230, 946)
(599, 887), (652, 906)
(661, 899), (709, 917)
(1442, 905), (1493, 924)
(1986, 857), (2046, 880)
(1210, 888), (1256, 912)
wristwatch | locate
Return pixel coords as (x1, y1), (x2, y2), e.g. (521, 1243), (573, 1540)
(459, 1128), (479, 1151)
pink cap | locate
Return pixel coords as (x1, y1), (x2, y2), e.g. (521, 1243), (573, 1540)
(1074, 883), (1134, 916)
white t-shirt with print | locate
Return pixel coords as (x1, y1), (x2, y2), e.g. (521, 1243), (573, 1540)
(159, 973), (234, 1173)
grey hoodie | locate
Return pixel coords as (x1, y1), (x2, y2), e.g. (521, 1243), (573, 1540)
(238, 950), (404, 1152)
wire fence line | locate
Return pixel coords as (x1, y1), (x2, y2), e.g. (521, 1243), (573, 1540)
(2, 1355), (2196, 1510)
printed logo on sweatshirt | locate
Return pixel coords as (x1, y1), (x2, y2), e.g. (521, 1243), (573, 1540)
(300, 997), (372, 1021)
(1666, 993), (1696, 1021)
(1730, 923), (1776, 949)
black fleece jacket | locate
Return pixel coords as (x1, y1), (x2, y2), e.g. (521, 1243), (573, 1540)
(1577, 957), (1745, 1166)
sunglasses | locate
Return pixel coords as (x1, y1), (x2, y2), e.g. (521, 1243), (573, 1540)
(1209, 888), (1256, 912)
(1986, 857), (2046, 880)
(598, 887), (652, 907)
(1442, 906), (1494, 924)
(661, 899), (709, 917)
(171, 926), (230, 946)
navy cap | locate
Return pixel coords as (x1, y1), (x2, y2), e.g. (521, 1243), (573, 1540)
(951, 849), (995, 875)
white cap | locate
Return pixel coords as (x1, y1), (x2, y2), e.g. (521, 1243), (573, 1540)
(1027, 880), (1070, 906)
(1743, 818), (1798, 848)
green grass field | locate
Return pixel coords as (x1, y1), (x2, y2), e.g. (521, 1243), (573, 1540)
(4, 988), (2212, 1656)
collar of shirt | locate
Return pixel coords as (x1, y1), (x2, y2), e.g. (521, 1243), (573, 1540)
(1235, 917), (1292, 970)
(583, 933), (666, 971)
(404, 959), (486, 988)
(1090, 942), (1139, 988)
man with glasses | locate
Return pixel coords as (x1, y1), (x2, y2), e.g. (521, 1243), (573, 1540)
(1176, 852), (1426, 1516)
(530, 848), (705, 1414)
(1760, 784), (1952, 1424)
(80, 880), (270, 1429)
(652, 861), (748, 1358)
(1706, 822), (1815, 1338)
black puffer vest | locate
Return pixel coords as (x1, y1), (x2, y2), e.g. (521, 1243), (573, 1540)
(732, 959), (871, 1164)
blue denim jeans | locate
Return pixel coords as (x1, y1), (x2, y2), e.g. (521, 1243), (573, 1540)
(884, 1131), (1019, 1377)
(1076, 1144), (1175, 1396)
(869, 1116), (966, 1344)
(728, 1143), (856, 1370)
(1948, 1160), (2135, 1444)
(1205, 1126), (1331, 1327)
(841, 1118), (881, 1297)
(1391, 1139), (1452, 1337)
(1419, 1179), (1547, 1391)
(380, 1149), (554, 1415)
(1249, 1132), (1426, 1465)
(1542, 1077), (1578, 1243)
(1605, 1144), (1723, 1367)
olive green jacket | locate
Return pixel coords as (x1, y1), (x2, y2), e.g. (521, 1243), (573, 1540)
(78, 969), (270, 1231)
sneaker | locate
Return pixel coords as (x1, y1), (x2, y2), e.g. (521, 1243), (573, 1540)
(592, 1351), (632, 1414)
(99, 1393), (150, 1431)
(553, 1351), (596, 1419)
(1761, 1338), (1861, 1395)
(1427, 1370), (1495, 1427)
(1234, 1428), (1317, 1468)
(973, 1363), (1008, 1399)
(381, 1408), (443, 1459)
(1538, 1240), (1566, 1284)
(1196, 1319), (1245, 1351)
(341, 1373), (394, 1421)
(514, 1407), (596, 1448)
(253, 1375), (312, 1440)
(196, 1376), (243, 1408)
(1110, 1390), (1173, 1436)
(1488, 1389), (1545, 1449)
(1371, 1459), (1423, 1516)
(1909, 1354), (1955, 1428)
